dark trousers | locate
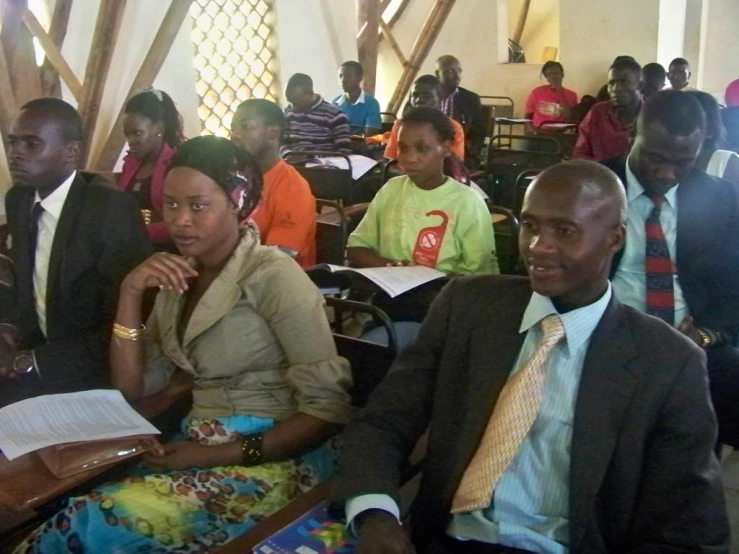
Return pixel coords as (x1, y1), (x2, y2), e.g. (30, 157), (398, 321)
(707, 345), (739, 447)
(425, 537), (535, 554)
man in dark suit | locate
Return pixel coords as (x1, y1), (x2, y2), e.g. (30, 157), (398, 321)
(0, 98), (152, 406)
(332, 161), (728, 553)
(435, 55), (485, 167)
(603, 90), (739, 448)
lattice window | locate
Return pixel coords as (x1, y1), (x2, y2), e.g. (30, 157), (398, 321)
(191, 0), (279, 136)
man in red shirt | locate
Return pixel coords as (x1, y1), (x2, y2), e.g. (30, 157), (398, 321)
(573, 58), (643, 161)
(231, 99), (317, 268)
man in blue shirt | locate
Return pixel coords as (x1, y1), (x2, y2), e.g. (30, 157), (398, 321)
(332, 61), (382, 137)
(331, 161), (728, 553)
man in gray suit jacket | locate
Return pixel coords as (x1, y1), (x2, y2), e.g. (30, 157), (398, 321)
(332, 161), (728, 553)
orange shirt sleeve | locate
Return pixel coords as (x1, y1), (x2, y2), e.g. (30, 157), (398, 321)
(254, 164), (317, 266)
(451, 118), (465, 160)
(384, 120), (400, 159)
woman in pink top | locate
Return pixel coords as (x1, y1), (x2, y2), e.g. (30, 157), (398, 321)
(118, 89), (185, 247)
(524, 61), (579, 131)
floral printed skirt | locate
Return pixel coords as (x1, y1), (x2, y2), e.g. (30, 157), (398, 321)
(14, 415), (339, 554)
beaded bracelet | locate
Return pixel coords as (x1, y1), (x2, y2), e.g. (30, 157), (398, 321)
(241, 433), (264, 466)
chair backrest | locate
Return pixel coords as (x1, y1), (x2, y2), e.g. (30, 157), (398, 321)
(489, 205), (521, 275)
(484, 141), (559, 208)
(325, 297), (398, 407)
(284, 151), (355, 204)
(513, 168), (543, 216)
(480, 96), (516, 144)
(315, 200), (369, 265)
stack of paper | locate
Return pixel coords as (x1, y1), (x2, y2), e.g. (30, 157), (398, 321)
(0, 390), (160, 460)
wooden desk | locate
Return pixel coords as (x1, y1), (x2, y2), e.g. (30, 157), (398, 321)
(0, 371), (193, 512)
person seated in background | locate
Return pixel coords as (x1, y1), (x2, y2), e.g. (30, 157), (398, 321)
(231, 98), (317, 268)
(0, 98), (151, 407)
(283, 73), (351, 154)
(350, 107), (497, 347)
(434, 55), (485, 166)
(573, 57), (642, 161)
(15, 136), (352, 553)
(641, 62), (666, 98)
(332, 160), (729, 554)
(524, 61), (578, 132)
(604, 90), (739, 450)
(722, 78), (739, 153)
(595, 55), (638, 102)
(385, 75), (465, 162)
(332, 60), (382, 137)
(118, 88), (185, 248)
(689, 90), (739, 184)
(666, 57), (698, 92)
(354, 107), (496, 276)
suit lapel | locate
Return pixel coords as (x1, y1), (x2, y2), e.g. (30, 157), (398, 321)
(182, 278), (242, 349)
(441, 289), (530, 504)
(569, 298), (638, 551)
(46, 175), (85, 307)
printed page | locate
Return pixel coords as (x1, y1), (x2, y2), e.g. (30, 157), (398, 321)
(0, 390), (160, 460)
(305, 155), (378, 180)
(353, 266), (445, 297)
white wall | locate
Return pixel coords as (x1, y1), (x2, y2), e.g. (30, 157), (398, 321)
(274, 0), (357, 106)
(560, 0), (661, 97)
(699, 0), (739, 98)
(657, 0), (687, 69)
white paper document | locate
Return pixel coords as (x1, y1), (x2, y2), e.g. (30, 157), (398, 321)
(318, 264), (445, 297)
(0, 389), (161, 460)
(305, 154), (378, 180)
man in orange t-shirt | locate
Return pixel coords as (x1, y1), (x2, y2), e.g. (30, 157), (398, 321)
(384, 75), (465, 161)
(231, 99), (316, 267)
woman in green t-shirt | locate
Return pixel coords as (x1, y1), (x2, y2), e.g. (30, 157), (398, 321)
(348, 106), (498, 275)
(348, 107), (498, 347)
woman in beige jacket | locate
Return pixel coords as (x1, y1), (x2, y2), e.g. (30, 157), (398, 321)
(17, 136), (352, 554)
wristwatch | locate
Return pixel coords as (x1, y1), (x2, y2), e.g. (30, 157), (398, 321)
(697, 328), (713, 349)
(13, 351), (36, 375)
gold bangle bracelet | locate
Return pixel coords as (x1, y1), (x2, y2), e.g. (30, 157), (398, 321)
(113, 323), (146, 341)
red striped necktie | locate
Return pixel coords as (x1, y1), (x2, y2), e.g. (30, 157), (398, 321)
(645, 194), (675, 324)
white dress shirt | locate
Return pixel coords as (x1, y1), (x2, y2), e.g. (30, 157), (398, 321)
(33, 171), (76, 337)
(611, 159), (688, 326)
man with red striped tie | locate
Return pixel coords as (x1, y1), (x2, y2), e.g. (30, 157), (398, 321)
(606, 90), (739, 449)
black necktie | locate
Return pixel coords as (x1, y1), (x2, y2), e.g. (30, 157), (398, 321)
(29, 202), (45, 269)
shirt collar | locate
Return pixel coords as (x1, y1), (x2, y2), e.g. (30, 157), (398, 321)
(443, 87), (459, 100)
(335, 91), (366, 106)
(625, 156), (679, 206)
(519, 283), (613, 352)
(34, 171), (76, 220)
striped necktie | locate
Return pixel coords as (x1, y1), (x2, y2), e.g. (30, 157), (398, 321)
(451, 314), (565, 513)
(645, 194), (675, 324)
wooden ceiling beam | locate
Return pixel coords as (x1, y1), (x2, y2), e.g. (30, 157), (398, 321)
(79, 0), (128, 166)
(357, 0), (381, 95)
(2, 0), (42, 104)
(40, 0), (74, 96)
(94, 0), (194, 170)
(387, 0), (456, 114)
(21, 10), (82, 102)
(379, 17), (406, 67)
(0, 41), (17, 136)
